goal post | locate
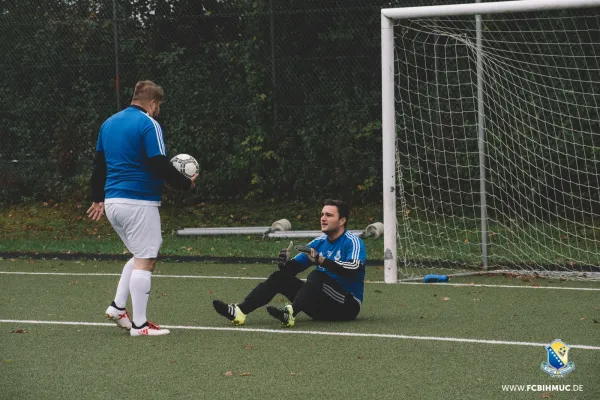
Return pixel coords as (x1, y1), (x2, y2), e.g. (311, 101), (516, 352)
(381, 0), (600, 283)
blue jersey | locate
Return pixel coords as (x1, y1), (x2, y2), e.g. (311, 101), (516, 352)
(294, 230), (367, 302)
(96, 106), (166, 202)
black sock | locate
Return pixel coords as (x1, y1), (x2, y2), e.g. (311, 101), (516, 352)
(131, 321), (148, 329)
(110, 301), (126, 311)
(212, 300), (236, 321)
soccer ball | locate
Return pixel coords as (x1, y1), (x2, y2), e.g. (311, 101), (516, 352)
(170, 154), (199, 178)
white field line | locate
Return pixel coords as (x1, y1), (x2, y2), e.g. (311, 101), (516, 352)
(1, 318), (599, 350)
(1, 271), (600, 291)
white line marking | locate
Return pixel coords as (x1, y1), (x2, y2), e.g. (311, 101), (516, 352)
(1, 271), (599, 291)
(0, 271), (265, 280)
(395, 281), (600, 291)
(2, 319), (599, 350)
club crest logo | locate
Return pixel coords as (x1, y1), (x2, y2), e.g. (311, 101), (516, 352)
(334, 250), (341, 261)
(540, 339), (575, 378)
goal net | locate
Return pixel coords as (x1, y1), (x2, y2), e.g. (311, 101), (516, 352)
(381, 0), (600, 282)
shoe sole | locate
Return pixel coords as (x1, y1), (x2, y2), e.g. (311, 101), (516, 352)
(130, 330), (170, 337)
(105, 313), (131, 331)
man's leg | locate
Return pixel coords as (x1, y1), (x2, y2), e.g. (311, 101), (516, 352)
(298, 271), (360, 321)
(267, 270), (360, 326)
(239, 270), (304, 314)
(113, 257), (135, 308)
(128, 257), (170, 336)
(213, 270), (303, 325)
(105, 257), (134, 330)
(119, 204), (168, 337)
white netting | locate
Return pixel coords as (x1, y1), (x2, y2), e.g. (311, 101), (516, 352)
(393, 8), (600, 280)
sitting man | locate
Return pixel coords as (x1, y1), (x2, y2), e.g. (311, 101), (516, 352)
(212, 199), (367, 327)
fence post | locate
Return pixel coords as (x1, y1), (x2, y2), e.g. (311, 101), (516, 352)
(112, 0), (121, 111)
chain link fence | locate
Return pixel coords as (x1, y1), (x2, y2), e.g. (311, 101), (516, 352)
(0, 0), (469, 205)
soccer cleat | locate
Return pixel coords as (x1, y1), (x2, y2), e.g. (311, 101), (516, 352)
(212, 300), (246, 325)
(130, 321), (170, 337)
(105, 304), (132, 331)
(266, 304), (295, 327)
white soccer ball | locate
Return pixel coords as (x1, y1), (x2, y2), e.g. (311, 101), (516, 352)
(170, 154), (199, 178)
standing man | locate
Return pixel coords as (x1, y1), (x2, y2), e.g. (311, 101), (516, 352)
(213, 199), (367, 327)
(87, 80), (196, 336)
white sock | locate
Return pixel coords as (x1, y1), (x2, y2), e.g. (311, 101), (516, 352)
(130, 269), (152, 327)
(113, 257), (135, 309)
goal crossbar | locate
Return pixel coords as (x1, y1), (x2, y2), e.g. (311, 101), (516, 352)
(382, 0), (600, 20)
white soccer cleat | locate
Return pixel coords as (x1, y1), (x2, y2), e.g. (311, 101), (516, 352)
(130, 321), (170, 337)
(105, 305), (132, 331)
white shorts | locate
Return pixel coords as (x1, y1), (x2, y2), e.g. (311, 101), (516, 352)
(105, 203), (162, 259)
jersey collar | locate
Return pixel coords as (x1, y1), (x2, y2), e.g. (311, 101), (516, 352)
(129, 104), (148, 114)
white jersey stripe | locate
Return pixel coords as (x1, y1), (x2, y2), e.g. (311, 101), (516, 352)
(337, 259), (361, 269)
(350, 233), (360, 260)
(153, 120), (166, 155)
(144, 114), (166, 155)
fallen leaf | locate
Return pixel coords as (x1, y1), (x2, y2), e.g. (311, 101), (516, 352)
(239, 372), (253, 377)
(243, 345), (253, 350)
(223, 371), (234, 376)
(289, 372), (301, 376)
(207, 289), (213, 295)
(168, 360), (177, 364)
(540, 393), (553, 398)
(580, 317), (585, 321)
(440, 297), (450, 301)
(11, 329), (26, 334)
(70, 280), (78, 286)
(473, 298), (481, 301)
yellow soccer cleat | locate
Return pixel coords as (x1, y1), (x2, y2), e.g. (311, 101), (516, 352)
(266, 304), (295, 327)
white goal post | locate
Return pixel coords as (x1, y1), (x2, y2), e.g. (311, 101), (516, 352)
(381, 0), (600, 283)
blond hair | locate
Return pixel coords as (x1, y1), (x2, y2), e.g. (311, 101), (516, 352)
(131, 80), (164, 103)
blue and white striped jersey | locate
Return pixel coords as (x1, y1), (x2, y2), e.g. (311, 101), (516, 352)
(294, 230), (367, 302)
(96, 106), (166, 202)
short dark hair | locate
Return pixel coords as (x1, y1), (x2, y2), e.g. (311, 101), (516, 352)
(132, 80), (164, 103)
(323, 199), (349, 225)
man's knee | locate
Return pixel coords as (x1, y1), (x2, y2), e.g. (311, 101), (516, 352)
(267, 269), (295, 283)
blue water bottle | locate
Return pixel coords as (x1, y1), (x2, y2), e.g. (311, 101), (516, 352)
(423, 274), (449, 283)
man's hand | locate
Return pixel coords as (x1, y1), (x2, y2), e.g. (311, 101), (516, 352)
(277, 241), (293, 270)
(86, 202), (105, 221)
(189, 173), (198, 189)
(306, 248), (321, 265)
(294, 244), (320, 265)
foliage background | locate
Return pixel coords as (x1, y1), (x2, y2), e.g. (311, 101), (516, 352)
(1, 0), (597, 221)
(0, 0), (474, 206)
